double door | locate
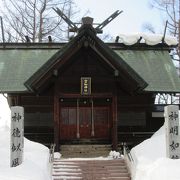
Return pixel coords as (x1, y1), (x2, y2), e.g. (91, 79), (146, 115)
(60, 99), (110, 140)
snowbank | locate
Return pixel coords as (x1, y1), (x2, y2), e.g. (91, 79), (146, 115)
(131, 125), (180, 180)
(117, 33), (178, 46)
(0, 126), (51, 180)
(0, 94), (10, 127)
(0, 95), (51, 180)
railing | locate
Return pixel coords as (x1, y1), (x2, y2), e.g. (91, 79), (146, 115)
(123, 144), (135, 179)
(49, 143), (56, 163)
(123, 144), (134, 162)
(49, 143), (56, 177)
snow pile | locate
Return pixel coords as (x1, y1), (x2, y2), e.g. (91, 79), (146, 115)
(0, 94), (10, 127)
(0, 95), (51, 180)
(54, 152), (62, 159)
(108, 150), (121, 159)
(0, 126), (51, 180)
(131, 125), (180, 180)
(117, 33), (178, 46)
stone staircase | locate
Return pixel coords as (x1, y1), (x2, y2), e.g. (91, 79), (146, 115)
(60, 144), (116, 158)
(52, 158), (131, 180)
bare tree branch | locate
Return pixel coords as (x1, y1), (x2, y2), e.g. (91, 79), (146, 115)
(0, 0), (77, 42)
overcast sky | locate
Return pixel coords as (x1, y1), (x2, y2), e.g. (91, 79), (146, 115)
(73, 0), (165, 37)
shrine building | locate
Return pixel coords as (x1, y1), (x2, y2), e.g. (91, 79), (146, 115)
(0, 17), (180, 151)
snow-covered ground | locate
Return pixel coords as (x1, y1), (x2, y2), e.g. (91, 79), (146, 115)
(131, 125), (180, 180)
(0, 95), (51, 180)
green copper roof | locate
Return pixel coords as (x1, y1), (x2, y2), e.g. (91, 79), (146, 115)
(115, 50), (180, 92)
(0, 47), (179, 93)
(0, 49), (58, 92)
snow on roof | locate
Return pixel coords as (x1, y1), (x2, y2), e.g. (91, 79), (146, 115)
(117, 33), (178, 46)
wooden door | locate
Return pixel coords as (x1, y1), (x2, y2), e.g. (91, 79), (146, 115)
(59, 103), (110, 140)
(94, 107), (110, 139)
(60, 107), (77, 140)
(79, 107), (92, 138)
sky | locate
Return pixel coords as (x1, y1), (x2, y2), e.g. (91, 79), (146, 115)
(73, 0), (165, 37)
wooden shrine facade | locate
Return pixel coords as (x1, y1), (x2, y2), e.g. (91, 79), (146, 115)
(1, 20), (180, 151)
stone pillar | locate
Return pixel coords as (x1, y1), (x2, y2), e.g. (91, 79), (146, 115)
(10, 106), (24, 167)
(164, 105), (180, 159)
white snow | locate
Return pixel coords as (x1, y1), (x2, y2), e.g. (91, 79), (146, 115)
(117, 33), (141, 45)
(108, 150), (121, 159)
(0, 95), (51, 180)
(54, 152), (62, 159)
(131, 125), (180, 180)
(0, 126), (51, 180)
(0, 94), (10, 127)
(117, 33), (178, 46)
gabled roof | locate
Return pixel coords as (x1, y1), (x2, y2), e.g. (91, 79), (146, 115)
(115, 50), (180, 92)
(24, 25), (147, 93)
(0, 26), (179, 93)
(0, 49), (58, 93)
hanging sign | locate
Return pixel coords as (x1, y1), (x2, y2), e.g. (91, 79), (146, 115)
(164, 105), (180, 159)
(10, 106), (24, 167)
(81, 77), (91, 95)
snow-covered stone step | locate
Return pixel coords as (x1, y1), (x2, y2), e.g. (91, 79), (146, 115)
(53, 159), (126, 165)
(53, 172), (130, 177)
(52, 159), (131, 180)
(53, 177), (130, 180)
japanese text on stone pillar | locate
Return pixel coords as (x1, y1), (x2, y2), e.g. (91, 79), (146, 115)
(10, 106), (24, 167)
(165, 105), (180, 159)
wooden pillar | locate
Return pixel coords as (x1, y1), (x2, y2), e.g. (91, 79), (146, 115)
(112, 95), (118, 150)
(76, 99), (80, 139)
(16, 95), (21, 106)
(8, 95), (21, 106)
(54, 94), (60, 151)
(91, 99), (95, 137)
